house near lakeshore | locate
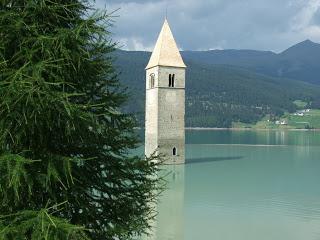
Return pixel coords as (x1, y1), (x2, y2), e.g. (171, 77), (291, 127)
(144, 19), (186, 165)
(275, 120), (288, 125)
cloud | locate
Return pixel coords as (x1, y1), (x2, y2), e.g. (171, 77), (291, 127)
(94, 0), (320, 52)
(311, 7), (320, 24)
(291, 0), (320, 30)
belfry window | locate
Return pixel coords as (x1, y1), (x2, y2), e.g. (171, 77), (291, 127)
(150, 73), (155, 88)
(172, 74), (175, 87)
(169, 74), (175, 87)
(173, 147), (177, 156)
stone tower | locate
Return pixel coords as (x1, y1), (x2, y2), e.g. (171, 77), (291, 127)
(145, 19), (186, 165)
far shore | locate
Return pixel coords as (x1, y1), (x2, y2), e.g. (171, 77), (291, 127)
(134, 127), (320, 131)
(185, 127), (320, 131)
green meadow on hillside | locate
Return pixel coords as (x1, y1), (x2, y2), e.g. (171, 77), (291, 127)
(233, 109), (320, 129)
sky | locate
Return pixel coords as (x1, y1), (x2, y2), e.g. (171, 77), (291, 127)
(95, 0), (320, 52)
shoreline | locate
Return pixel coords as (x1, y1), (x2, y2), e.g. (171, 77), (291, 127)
(185, 127), (320, 131)
(135, 127), (320, 131)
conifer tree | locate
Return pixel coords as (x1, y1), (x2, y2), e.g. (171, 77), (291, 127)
(0, 1), (161, 239)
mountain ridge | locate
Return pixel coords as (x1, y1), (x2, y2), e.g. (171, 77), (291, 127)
(116, 39), (320, 84)
(113, 42), (320, 127)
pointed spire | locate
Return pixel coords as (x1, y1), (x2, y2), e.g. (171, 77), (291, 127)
(146, 19), (186, 69)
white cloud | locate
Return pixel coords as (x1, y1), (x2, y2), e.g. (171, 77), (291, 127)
(94, 0), (320, 52)
(291, 0), (320, 31)
(117, 37), (154, 51)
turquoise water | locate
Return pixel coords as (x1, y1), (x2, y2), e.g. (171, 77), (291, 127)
(144, 130), (320, 240)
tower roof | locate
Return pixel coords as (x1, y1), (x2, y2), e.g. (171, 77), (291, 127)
(146, 19), (186, 69)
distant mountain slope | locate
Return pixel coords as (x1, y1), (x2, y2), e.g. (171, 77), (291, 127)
(182, 40), (320, 85)
(113, 49), (320, 127)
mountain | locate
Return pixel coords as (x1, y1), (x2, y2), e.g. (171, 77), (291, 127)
(181, 40), (320, 85)
(113, 45), (320, 127)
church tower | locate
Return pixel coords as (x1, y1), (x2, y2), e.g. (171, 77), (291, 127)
(145, 19), (186, 165)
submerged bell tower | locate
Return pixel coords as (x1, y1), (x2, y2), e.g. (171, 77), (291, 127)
(145, 19), (186, 164)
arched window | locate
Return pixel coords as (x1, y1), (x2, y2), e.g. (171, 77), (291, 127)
(173, 147), (177, 156)
(168, 74), (175, 87)
(150, 73), (155, 88)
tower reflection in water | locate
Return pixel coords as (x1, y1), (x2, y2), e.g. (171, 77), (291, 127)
(147, 165), (185, 240)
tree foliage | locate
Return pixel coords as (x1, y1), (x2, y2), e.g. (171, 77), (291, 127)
(0, 1), (161, 239)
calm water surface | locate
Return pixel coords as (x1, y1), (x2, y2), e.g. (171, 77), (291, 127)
(142, 130), (320, 240)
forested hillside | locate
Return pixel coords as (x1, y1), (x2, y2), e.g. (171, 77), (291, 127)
(113, 48), (320, 128)
(182, 40), (320, 85)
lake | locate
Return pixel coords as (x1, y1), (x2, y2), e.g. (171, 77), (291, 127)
(141, 129), (320, 240)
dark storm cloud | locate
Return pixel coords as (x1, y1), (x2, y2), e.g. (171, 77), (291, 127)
(95, 0), (320, 52)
